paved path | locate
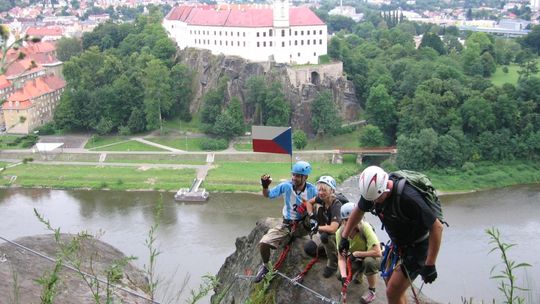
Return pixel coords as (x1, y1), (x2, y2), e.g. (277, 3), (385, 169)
(131, 138), (185, 152)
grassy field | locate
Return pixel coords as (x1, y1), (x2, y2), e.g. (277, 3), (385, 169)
(162, 116), (203, 134)
(92, 140), (166, 152)
(0, 163), (196, 190)
(305, 129), (362, 150)
(85, 136), (131, 149)
(144, 137), (207, 151)
(0, 135), (35, 149)
(427, 161), (540, 193)
(205, 161), (361, 192)
(491, 60), (540, 86)
(233, 142), (253, 151)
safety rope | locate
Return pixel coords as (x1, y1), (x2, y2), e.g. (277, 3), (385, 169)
(380, 241), (399, 280)
(0, 235), (160, 304)
(339, 255), (353, 303)
(275, 270), (339, 304)
(292, 251), (319, 283)
(273, 221), (298, 271)
(401, 262), (421, 304)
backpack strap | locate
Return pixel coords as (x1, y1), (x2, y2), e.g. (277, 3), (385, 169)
(391, 178), (409, 221)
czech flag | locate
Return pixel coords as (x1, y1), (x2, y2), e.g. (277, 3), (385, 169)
(252, 126), (292, 155)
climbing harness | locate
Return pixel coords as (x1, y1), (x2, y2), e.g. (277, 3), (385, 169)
(0, 235), (160, 304)
(380, 241), (399, 280)
(381, 241), (422, 304)
(339, 255), (353, 303)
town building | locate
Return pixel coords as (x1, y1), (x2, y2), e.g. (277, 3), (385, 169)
(531, 0), (540, 11)
(162, 1), (327, 65)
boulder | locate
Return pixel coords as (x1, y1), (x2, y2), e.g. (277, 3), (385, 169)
(0, 234), (151, 304)
(212, 218), (440, 304)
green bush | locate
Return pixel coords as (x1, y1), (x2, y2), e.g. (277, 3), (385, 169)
(502, 66), (509, 73)
(319, 54), (330, 64)
(462, 161), (475, 171)
(35, 123), (56, 135)
(199, 138), (228, 151)
(118, 126), (131, 136)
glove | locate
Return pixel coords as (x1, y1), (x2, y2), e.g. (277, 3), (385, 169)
(420, 265), (437, 284)
(309, 217), (318, 233)
(260, 174), (272, 188)
(338, 238), (349, 256)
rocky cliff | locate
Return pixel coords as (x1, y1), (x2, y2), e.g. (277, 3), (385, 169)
(211, 218), (439, 304)
(0, 234), (151, 304)
(178, 49), (360, 135)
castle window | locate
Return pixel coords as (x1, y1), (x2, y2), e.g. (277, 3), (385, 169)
(313, 39), (316, 44)
(215, 40), (217, 45)
(257, 42), (260, 47)
(257, 32), (260, 37)
(282, 42), (285, 47)
(320, 30), (323, 34)
(263, 32), (266, 37)
(301, 40), (304, 45)
(226, 41), (228, 46)
(238, 41), (240, 46)
(295, 31), (298, 36)
(281, 29), (285, 37)
(270, 41), (272, 46)
(243, 32), (246, 37)
(301, 30), (304, 35)
(294, 40), (297, 45)
(307, 40), (310, 45)
(243, 42), (246, 47)
(237, 32), (240, 36)
(220, 31), (222, 35)
(263, 41), (266, 47)
(225, 31), (228, 36)
(319, 39), (322, 44)
(214, 31), (216, 35)
(307, 30), (310, 35)
(269, 29), (273, 36)
(220, 41), (222, 45)
(314, 52), (316, 56)
(289, 29), (291, 35)
(298, 52), (301, 57)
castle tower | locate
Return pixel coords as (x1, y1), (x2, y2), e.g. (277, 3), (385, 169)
(273, 0), (289, 28)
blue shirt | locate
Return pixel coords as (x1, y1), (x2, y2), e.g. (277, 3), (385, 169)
(268, 181), (317, 220)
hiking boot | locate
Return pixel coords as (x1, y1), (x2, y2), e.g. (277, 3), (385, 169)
(361, 290), (376, 304)
(253, 264), (269, 283)
(322, 266), (336, 278)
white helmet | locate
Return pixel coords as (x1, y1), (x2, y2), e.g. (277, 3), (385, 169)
(340, 202), (356, 219)
(358, 166), (389, 201)
(317, 175), (336, 191)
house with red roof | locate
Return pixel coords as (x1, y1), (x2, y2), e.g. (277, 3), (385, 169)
(3, 75), (65, 134)
(162, 1), (327, 65)
(26, 27), (64, 41)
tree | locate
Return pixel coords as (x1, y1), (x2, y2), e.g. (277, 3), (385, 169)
(127, 107), (146, 133)
(519, 25), (540, 54)
(264, 82), (290, 126)
(169, 64), (194, 121)
(142, 59), (171, 131)
(311, 90), (341, 135)
(55, 37), (82, 62)
(201, 78), (227, 128)
(293, 130), (308, 150)
(365, 84), (397, 142)
(245, 76), (267, 124)
(419, 32), (445, 55)
(359, 125), (385, 147)
(460, 95), (496, 137)
(396, 128), (438, 170)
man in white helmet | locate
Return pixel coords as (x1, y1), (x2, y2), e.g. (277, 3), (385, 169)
(339, 166), (444, 304)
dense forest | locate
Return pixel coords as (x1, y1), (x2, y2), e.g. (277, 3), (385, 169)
(50, 6), (539, 171)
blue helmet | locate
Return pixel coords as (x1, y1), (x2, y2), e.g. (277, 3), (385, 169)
(291, 161), (312, 176)
(317, 175), (336, 191)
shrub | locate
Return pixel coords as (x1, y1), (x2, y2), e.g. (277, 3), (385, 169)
(462, 161), (475, 171)
(35, 123), (56, 135)
(502, 66), (509, 73)
(118, 126), (131, 136)
(199, 138), (228, 151)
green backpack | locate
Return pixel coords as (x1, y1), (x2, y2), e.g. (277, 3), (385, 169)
(390, 170), (449, 227)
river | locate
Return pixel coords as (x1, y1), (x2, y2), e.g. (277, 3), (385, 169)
(0, 182), (538, 303)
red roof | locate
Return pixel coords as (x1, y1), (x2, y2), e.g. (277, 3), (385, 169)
(0, 75), (11, 90)
(3, 75), (65, 110)
(166, 5), (324, 27)
(4, 59), (44, 79)
(26, 27), (63, 37)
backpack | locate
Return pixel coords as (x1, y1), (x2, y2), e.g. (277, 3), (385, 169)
(335, 192), (349, 204)
(390, 170), (449, 227)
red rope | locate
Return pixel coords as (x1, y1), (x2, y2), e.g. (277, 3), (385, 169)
(296, 254), (319, 279)
(273, 222), (298, 271)
(340, 255), (353, 303)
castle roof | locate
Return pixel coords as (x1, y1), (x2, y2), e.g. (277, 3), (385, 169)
(165, 5), (324, 27)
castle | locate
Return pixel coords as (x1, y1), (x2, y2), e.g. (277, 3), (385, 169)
(162, 1), (328, 65)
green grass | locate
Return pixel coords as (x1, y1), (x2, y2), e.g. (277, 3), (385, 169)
(205, 161), (361, 192)
(144, 137), (206, 151)
(162, 116), (203, 134)
(233, 142), (252, 151)
(1, 164), (196, 190)
(426, 161), (540, 193)
(304, 129), (362, 150)
(91, 140), (166, 152)
(491, 60), (540, 86)
(0, 135), (32, 149)
(85, 136), (131, 149)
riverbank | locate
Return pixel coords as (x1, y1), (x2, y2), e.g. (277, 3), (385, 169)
(0, 156), (538, 194)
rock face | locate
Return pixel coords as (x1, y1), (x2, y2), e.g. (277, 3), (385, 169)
(178, 49), (360, 135)
(212, 218), (439, 304)
(0, 234), (151, 304)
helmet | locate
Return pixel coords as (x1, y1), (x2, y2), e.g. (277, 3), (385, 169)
(340, 202), (356, 219)
(291, 161), (312, 176)
(317, 175), (336, 191)
(358, 166), (389, 201)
